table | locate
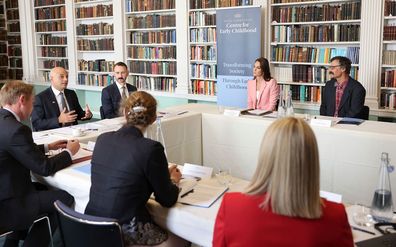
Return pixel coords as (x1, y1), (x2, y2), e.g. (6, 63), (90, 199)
(33, 112), (203, 166)
(161, 104), (396, 207)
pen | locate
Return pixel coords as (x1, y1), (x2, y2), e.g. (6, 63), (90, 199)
(177, 111), (188, 115)
(87, 128), (98, 131)
(180, 189), (194, 198)
(352, 226), (376, 235)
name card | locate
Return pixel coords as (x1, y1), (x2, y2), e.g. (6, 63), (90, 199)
(182, 163), (213, 179)
(320, 190), (342, 203)
(223, 109), (240, 117)
(310, 118), (332, 127)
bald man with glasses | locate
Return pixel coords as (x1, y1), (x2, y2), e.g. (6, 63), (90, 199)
(320, 56), (366, 118)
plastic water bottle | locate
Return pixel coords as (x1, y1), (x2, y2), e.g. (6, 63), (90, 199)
(371, 152), (394, 222)
(285, 90), (294, 117)
(277, 90), (286, 118)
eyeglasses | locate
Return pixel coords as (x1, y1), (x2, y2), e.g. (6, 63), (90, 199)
(328, 65), (342, 69)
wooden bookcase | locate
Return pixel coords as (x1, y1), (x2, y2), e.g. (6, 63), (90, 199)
(269, 0), (361, 109)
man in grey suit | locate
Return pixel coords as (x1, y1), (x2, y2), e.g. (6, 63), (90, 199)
(0, 81), (80, 247)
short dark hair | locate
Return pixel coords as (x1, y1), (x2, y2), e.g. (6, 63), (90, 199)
(114, 61), (128, 70)
(255, 57), (272, 81)
(330, 56), (351, 74)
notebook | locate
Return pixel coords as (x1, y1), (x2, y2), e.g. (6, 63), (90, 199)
(355, 233), (396, 247)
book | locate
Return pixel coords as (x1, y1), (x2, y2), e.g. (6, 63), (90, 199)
(337, 117), (365, 125)
(356, 233), (396, 247)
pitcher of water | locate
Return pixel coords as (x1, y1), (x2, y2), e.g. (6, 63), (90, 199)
(371, 152), (394, 222)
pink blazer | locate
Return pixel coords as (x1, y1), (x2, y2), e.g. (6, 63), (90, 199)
(247, 78), (279, 111)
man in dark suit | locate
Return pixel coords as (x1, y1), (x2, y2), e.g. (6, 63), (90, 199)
(0, 81), (80, 247)
(31, 67), (93, 131)
(320, 56), (366, 118)
(101, 62), (137, 119)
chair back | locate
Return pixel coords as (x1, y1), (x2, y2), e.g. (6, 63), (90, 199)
(54, 200), (124, 247)
(359, 105), (370, 120)
(99, 106), (105, 119)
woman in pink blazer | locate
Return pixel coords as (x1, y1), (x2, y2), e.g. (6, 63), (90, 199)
(213, 118), (354, 247)
(247, 57), (279, 111)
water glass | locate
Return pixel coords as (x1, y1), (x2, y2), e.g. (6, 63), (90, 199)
(352, 204), (375, 227)
(215, 168), (232, 186)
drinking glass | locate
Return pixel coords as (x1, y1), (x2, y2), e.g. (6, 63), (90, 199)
(352, 204), (376, 227)
(215, 167), (232, 187)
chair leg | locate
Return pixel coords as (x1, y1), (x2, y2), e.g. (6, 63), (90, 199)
(33, 216), (53, 247)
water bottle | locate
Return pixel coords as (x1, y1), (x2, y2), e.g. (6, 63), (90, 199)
(285, 90), (294, 117)
(155, 117), (167, 157)
(371, 152), (394, 222)
(277, 89), (286, 118)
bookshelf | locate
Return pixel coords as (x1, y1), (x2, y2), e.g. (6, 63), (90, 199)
(124, 0), (177, 93)
(0, 0), (7, 80)
(33, 0), (67, 82)
(269, 0), (361, 106)
(188, 0), (253, 98)
(74, 0), (115, 87)
(6, 0), (22, 79)
(380, 0), (396, 111)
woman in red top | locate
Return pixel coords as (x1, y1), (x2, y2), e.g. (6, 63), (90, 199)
(213, 117), (354, 247)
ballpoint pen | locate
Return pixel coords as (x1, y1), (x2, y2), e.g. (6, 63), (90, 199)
(181, 189), (194, 198)
(352, 226), (376, 235)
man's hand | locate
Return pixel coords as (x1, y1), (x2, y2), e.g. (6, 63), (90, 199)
(58, 109), (77, 124)
(81, 104), (92, 120)
(48, 139), (68, 150)
(66, 139), (80, 156)
(168, 163), (182, 184)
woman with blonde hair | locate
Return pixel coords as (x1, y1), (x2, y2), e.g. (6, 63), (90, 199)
(85, 91), (188, 247)
(213, 117), (353, 247)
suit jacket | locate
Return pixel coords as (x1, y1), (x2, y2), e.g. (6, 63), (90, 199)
(0, 109), (72, 230)
(85, 125), (179, 224)
(213, 192), (354, 247)
(31, 87), (88, 131)
(247, 78), (279, 111)
(101, 83), (137, 119)
(320, 77), (366, 118)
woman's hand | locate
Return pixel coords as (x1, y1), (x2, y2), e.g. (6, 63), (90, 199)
(168, 163), (182, 184)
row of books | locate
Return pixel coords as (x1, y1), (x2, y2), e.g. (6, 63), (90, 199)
(9, 68), (23, 80)
(127, 15), (176, 29)
(271, 46), (360, 64)
(35, 6), (66, 20)
(0, 44), (6, 53)
(385, 0), (396, 16)
(272, 2), (361, 23)
(274, 65), (359, 84)
(381, 69), (396, 88)
(8, 46), (21, 56)
(380, 91), (396, 109)
(77, 73), (114, 87)
(41, 47), (67, 57)
(77, 38), (114, 51)
(383, 26), (396, 41)
(39, 34), (67, 45)
(6, 9), (19, 20)
(8, 23), (20, 32)
(78, 59), (114, 72)
(272, 0), (316, 3)
(190, 79), (216, 96)
(272, 24), (360, 43)
(0, 55), (7, 66)
(42, 59), (68, 69)
(383, 50), (396, 65)
(126, 0), (175, 12)
(190, 63), (217, 79)
(76, 23), (113, 36)
(35, 20), (66, 32)
(190, 0), (252, 9)
(129, 75), (177, 92)
(129, 30), (176, 44)
(280, 84), (321, 103)
(6, 0), (18, 8)
(189, 12), (216, 26)
(0, 20), (4, 28)
(0, 31), (6, 40)
(129, 61), (176, 75)
(190, 45), (216, 61)
(190, 27), (216, 43)
(9, 57), (22, 67)
(8, 35), (21, 45)
(128, 46), (176, 59)
(75, 5), (113, 19)
(35, 0), (65, 7)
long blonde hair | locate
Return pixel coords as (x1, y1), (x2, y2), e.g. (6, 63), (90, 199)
(245, 117), (322, 219)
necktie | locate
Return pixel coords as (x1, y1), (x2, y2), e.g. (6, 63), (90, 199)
(121, 86), (128, 100)
(59, 92), (68, 113)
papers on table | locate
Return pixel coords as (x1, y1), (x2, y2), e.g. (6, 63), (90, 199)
(178, 182), (228, 208)
(246, 109), (272, 116)
(72, 148), (92, 164)
(337, 117), (365, 125)
(157, 110), (189, 119)
(181, 163), (213, 179)
(72, 162), (91, 175)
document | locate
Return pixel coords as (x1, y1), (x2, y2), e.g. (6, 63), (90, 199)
(178, 182), (228, 208)
(72, 148), (92, 164)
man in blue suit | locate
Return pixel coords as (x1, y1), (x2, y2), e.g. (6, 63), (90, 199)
(31, 67), (93, 131)
(320, 56), (366, 118)
(101, 62), (137, 119)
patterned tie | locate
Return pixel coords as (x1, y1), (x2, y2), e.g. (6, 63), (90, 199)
(59, 92), (68, 113)
(121, 86), (128, 100)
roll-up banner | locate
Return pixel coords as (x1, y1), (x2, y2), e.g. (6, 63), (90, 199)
(216, 6), (261, 108)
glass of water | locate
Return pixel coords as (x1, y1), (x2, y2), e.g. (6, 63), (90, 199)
(352, 204), (375, 227)
(215, 167), (232, 187)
